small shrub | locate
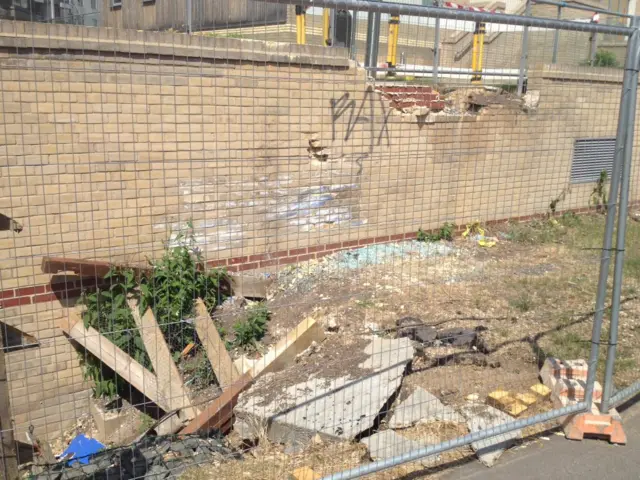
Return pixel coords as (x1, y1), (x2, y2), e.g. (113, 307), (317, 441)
(417, 222), (455, 242)
(80, 222), (228, 399)
(233, 303), (270, 349)
(590, 170), (608, 212)
(593, 50), (619, 68)
(510, 291), (534, 312)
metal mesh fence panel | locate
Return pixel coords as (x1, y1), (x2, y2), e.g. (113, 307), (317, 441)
(0, 0), (637, 479)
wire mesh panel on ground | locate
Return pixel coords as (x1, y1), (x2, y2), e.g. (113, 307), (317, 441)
(0, 1), (637, 479)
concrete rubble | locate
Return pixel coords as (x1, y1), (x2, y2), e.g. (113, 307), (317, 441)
(460, 404), (522, 467)
(389, 387), (465, 428)
(234, 336), (414, 451)
(360, 430), (437, 467)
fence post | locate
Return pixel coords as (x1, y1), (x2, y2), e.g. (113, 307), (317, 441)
(433, 0), (441, 83)
(517, 0), (531, 94)
(0, 328), (17, 480)
(365, 8), (381, 75)
(552, 5), (561, 63)
(350, 9), (358, 60)
(600, 16), (640, 413)
(186, 0), (192, 34)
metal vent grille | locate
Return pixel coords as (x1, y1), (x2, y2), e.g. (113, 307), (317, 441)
(570, 137), (616, 183)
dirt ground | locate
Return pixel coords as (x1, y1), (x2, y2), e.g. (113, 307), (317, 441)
(182, 213), (640, 479)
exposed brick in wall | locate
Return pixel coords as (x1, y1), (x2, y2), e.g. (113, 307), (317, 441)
(376, 86), (447, 111)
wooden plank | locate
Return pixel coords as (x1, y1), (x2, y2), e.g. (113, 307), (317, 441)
(42, 256), (148, 277)
(179, 372), (253, 435)
(58, 313), (172, 412)
(180, 316), (325, 435)
(193, 298), (240, 388)
(128, 300), (196, 421)
(249, 317), (325, 377)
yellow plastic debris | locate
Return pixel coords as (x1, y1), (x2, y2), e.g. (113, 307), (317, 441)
(462, 221), (497, 247)
(530, 383), (552, 399)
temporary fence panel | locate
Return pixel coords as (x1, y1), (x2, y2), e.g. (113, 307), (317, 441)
(0, 0), (638, 479)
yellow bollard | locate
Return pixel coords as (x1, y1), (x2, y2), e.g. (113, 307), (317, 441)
(296, 6), (306, 45)
(471, 22), (486, 84)
(323, 8), (331, 46)
(386, 14), (400, 71)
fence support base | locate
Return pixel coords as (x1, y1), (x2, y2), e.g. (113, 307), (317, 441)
(564, 406), (626, 444)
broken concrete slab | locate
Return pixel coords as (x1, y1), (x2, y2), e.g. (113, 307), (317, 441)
(361, 430), (436, 467)
(234, 336), (414, 447)
(396, 317), (437, 344)
(460, 404), (522, 467)
(389, 388), (465, 428)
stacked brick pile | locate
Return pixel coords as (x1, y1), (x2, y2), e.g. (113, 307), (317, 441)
(540, 358), (602, 408)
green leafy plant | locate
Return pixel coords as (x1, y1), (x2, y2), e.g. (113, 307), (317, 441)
(232, 303), (270, 349)
(592, 50), (619, 68)
(80, 222), (228, 399)
(590, 170), (609, 212)
(138, 225), (227, 354)
(417, 222), (455, 242)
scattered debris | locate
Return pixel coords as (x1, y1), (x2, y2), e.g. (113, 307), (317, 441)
(460, 404), (522, 467)
(436, 327), (478, 347)
(33, 435), (236, 480)
(61, 434), (104, 466)
(389, 388), (464, 428)
(361, 430), (437, 467)
(462, 221), (497, 247)
(396, 317), (437, 344)
(279, 241), (454, 293)
(523, 90), (540, 111)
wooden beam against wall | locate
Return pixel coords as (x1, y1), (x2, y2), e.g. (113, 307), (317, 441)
(128, 300), (197, 421)
(58, 313), (172, 412)
(180, 316), (325, 435)
(193, 299), (240, 389)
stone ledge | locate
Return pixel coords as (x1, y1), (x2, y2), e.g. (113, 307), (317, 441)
(529, 63), (623, 84)
(0, 20), (351, 69)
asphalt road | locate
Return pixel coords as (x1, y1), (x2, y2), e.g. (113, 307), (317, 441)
(439, 401), (640, 480)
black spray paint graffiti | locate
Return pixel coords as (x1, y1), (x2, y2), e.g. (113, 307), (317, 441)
(330, 89), (392, 151)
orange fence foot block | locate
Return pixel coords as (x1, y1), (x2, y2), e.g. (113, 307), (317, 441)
(564, 410), (627, 444)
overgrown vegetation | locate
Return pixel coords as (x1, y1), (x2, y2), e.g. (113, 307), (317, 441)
(417, 222), (455, 242)
(590, 170), (609, 212)
(80, 223), (228, 399)
(231, 303), (270, 350)
(592, 50), (619, 68)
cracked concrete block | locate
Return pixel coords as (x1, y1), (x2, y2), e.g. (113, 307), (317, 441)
(389, 388), (464, 428)
(234, 337), (414, 448)
(460, 404), (522, 467)
(361, 430), (437, 467)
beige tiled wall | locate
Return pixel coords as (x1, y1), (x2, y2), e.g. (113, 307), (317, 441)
(0, 21), (631, 440)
